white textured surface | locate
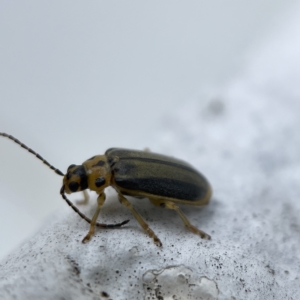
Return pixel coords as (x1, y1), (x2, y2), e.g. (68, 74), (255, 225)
(1, 5), (300, 300)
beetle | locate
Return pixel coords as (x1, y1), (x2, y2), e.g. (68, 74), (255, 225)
(1, 133), (212, 246)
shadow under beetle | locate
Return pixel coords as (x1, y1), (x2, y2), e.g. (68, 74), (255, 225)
(1, 133), (212, 246)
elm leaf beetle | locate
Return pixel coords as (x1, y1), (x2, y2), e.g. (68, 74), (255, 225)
(1, 133), (212, 246)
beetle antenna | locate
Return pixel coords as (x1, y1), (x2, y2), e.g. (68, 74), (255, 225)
(1, 132), (129, 228)
(0, 132), (64, 176)
(60, 186), (129, 228)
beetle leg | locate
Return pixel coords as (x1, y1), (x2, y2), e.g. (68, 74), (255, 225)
(82, 192), (106, 243)
(118, 193), (162, 247)
(76, 190), (89, 205)
(151, 199), (211, 240)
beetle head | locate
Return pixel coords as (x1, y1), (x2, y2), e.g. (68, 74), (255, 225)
(62, 164), (88, 194)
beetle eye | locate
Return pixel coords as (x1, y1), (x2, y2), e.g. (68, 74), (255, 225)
(69, 181), (79, 192)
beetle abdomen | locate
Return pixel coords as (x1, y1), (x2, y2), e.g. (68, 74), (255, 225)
(106, 148), (210, 201)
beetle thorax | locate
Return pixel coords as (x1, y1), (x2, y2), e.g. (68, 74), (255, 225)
(82, 155), (111, 193)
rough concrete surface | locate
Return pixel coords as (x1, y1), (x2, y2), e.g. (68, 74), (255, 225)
(1, 6), (300, 300)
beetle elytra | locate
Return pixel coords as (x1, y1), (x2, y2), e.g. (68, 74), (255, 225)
(1, 133), (212, 246)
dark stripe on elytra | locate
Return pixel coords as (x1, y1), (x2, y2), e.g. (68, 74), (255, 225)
(73, 166), (88, 190)
(92, 160), (105, 167)
(95, 177), (106, 187)
(118, 156), (197, 174)
(115, 177), (206, 200)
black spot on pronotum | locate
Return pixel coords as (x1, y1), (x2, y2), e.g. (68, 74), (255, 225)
(92, 160), (105, 167)
(69, 181), (79, 192)
(95, 177), (106, 188)
(66, 172), (72, 180)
